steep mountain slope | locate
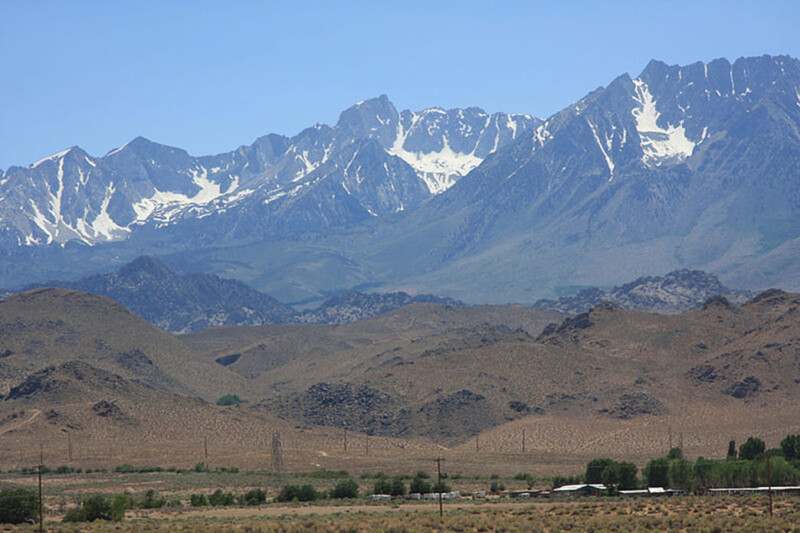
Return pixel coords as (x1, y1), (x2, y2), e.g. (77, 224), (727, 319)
(0, 288), (249, 400)
(25, 256), (298, 333)
(351, 55), (800, 301)
(534, 269), (754, 314)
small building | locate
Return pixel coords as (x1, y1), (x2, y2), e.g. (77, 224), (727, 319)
(619, 487), (679, 497)
(552, 484), (607, 497)
(708, 486), (800, 495)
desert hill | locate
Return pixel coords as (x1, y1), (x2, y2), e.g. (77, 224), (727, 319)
(0, 358), (446, 474)
(250, 291), (800, 446)
(0, 288), (249, 401)
(181, 302), (565, 397)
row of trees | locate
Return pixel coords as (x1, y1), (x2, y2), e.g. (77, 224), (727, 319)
(584, 434), (800, 492)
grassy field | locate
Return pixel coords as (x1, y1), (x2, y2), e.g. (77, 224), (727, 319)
(1, 466), (798, 531)
(7, 495), (798, 532)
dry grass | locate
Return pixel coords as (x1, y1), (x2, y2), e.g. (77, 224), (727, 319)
(18, 496), (800, 532)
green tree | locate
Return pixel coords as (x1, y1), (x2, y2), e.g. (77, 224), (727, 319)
(739, 437), (766, 460)
(140, 489), (165, 509)
(432, 480), (451, 493)
(694, 457), (715, 488)
(190, 494), (208, 507)
(409, 474), (432, 494)
(645, 457), (670, 487)
(64, 495), (112, 522)
(780, 434), (800, 460)
(667, 447), (683, 460)
(110, 494), (127, 522)
(208, 489), (235, 506)
(216, 394), (243, 406)
(276, 484), (320, 502)
(616, 462), (638, 490)
(0, 488), (37, 525)
(585, 458), (615, 484)
(330, 479), (359, 499)
(239, 489), (266, 506)
(727, 440), (737, 460)
(373, 476), (406, 497)
(513, 472), (536, 489)
(668, 458), (694, 490)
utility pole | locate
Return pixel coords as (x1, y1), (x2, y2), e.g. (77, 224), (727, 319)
(204, 436), (208, 460)
(436, 457), (445, 519)
(271, 432), (284, 473)
(475, 434), (479, 452)
(67, 433), (73, 461)
(522, 429), (526, 453)
(766, 453), (773, 517)
(38, 444), (43, 533)
(365, 434), (369, 456)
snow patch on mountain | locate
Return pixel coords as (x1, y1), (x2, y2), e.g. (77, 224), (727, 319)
(388, 120), (484, 194)
(29, 148), (73, 169)
(132, 167), (233, 224)
(587, 119), (615, 179)
(631, 79), (696, 167)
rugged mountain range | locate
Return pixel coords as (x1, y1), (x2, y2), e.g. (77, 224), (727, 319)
(25, 256), (299, 333)
(534, 269), (754, 314)
(0, 97), (535, 249)
(1, 285), (799, 462)
(196, 289), (800, 444)
(21, 255), (463, 332)
(298, 290), (462, 324)
(2, 56), (799, 305)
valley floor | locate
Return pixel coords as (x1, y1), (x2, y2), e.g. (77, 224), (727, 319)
(18, 496), (800, 532)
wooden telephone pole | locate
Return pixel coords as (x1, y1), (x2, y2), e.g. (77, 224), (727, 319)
(766, 453), (773, 517)
(38, 444), (43, 533)
(522, 429), (526, 453)
(436, 457), (445, 519)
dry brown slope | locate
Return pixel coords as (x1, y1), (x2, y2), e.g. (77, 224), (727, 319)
(268, 291), (800, 446)
(180, 302), (564, 397)
(0, 288), (251, 401)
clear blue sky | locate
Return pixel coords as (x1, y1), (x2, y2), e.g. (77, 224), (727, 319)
(2, 0), (798, 169)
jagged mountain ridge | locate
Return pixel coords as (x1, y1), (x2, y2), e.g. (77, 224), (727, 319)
(335, 54), (800, 302)
(534, 269), (755, 314)
(0, 55), (798, 305)
(0, 97), (536, 249)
